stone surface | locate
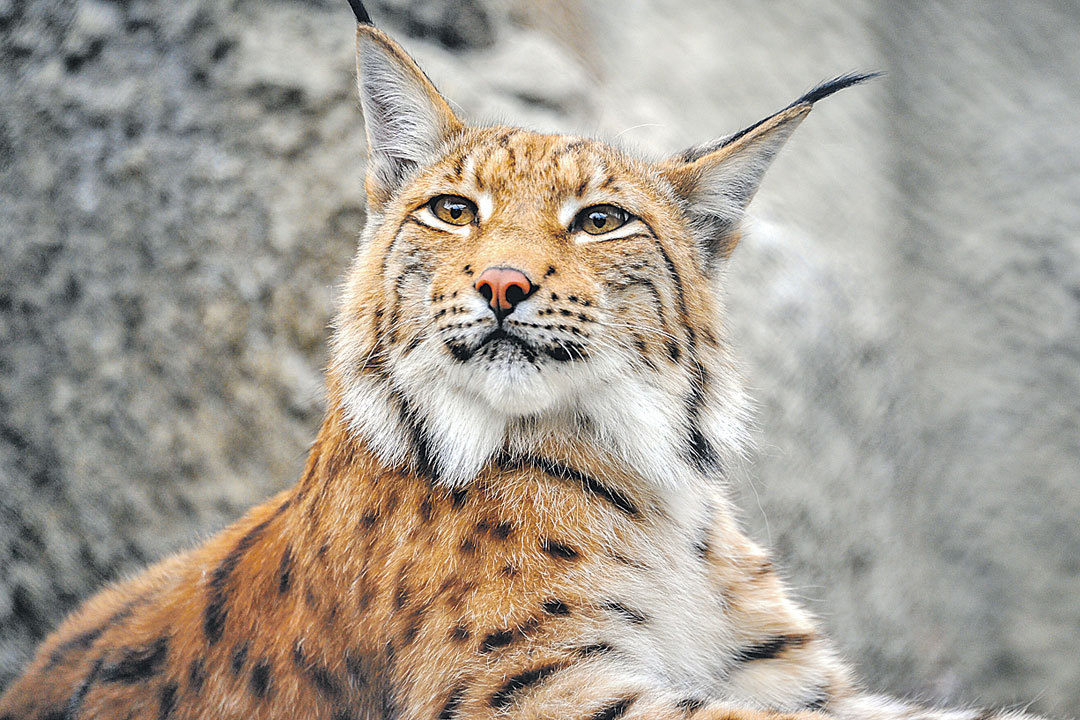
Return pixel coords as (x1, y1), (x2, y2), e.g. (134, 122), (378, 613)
(1, 0), (1077, 711)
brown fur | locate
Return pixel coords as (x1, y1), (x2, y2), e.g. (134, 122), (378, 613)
(0, 405), (835, 719)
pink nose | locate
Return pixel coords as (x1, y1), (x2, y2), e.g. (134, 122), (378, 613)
(474, 267), (533, 319)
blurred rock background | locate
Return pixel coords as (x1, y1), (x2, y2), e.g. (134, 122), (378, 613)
(1, 0), (1077, 710)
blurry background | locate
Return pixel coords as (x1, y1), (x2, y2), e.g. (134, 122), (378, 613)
(1, 0), (1078, 709)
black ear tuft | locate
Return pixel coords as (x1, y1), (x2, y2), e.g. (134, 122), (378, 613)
(347, 0), (373, 25)
(788, 71), (882, 108)
(712, 71), (881, 153)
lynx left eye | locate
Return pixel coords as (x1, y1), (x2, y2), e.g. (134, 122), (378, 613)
(429, 195), (477, 226)
(573, 204), (630, 235)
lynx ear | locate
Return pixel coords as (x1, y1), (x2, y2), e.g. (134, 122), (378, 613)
(355, 25), (463, 206)
(662, 72), (878, 262)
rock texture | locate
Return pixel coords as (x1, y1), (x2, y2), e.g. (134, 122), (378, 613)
(1, 0), (1077, 711)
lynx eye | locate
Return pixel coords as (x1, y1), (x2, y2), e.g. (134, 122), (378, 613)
(573, 204), (630, 236)
(429, 195), (477, 226)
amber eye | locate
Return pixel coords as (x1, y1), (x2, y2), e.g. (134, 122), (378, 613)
(428, 195), (477, 226)
(573, 204), (631, 235)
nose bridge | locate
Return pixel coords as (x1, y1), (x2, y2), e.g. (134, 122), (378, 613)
(470, 216), (553, 282)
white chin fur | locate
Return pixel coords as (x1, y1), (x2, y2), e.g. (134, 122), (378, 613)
(334, 316), (749, 489)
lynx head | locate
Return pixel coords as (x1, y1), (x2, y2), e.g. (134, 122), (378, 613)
(329, 14), (874, 487)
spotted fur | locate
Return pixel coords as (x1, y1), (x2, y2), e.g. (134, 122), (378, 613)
(0, 12), (1050, 720)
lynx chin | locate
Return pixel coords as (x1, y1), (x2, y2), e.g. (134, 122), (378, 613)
(0, 2), (1056, 720)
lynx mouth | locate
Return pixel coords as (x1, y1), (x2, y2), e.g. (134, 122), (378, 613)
(445, 328), (537, 364)
(444, 328), (587, 365)
(478, 328), (538, 359)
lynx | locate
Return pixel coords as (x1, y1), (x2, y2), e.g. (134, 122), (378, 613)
(0, 3), (1051, 720)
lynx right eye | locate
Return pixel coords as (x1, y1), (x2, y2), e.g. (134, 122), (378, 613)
(429, 195), (477, 226)
(572, 204), (631, 236)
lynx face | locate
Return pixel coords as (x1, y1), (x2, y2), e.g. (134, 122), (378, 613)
(331, 26), (872, 487)
(347, 127), (705, 415)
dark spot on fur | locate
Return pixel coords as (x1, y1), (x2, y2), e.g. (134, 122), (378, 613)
(188, 658), (206, 692)
(250, 660), (272, 698)
(490, 664), (563, 708)
(231, 642), (249, 675)
(731, 633), (812, 663)
(611, 553), (649, 570)
(439, 685), (467, 720)
(293, 640), (344, 699)
(589, 696), (637, 720)
(359, 510), (379, 530)
(542, 599), (570, 616)
(45, 601), (138, 670)
(605, 601), (648, 625)
(694, 538), (711, 560)
(481, 629), (515, 653)
(278, 546), (293, 594)
(64, 657), (103, 717)
(159, 681), (178, 719)
(576, 643), (615, 657)
(517, 456), (641, 518)
(401, 610), (423, 645)
(450, 625), (470, 642)
(802, 689), (830, 711)
(541, 539), (579, 560)
(204, 502), (287, 644)
(100, 636), (169, 683)
(478, 520), (514, 540)
(676, 698), (707, 714)
(687, 425), (718, 473)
